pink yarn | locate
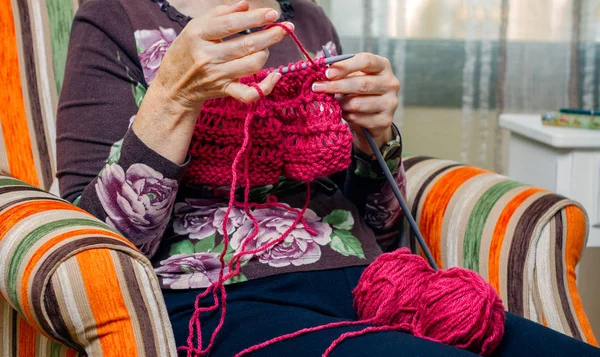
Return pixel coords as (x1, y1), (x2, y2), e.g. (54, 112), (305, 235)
(179, 23), (505, 357)
(236, 248), (506, 357)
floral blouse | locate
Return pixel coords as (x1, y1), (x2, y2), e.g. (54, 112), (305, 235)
(57, 0), (407, 289)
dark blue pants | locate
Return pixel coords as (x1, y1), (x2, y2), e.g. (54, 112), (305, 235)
(164, 267), (600, 356)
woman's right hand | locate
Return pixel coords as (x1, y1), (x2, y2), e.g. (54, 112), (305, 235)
(133, 1), (292, 164)
(153, 0), (292, 109)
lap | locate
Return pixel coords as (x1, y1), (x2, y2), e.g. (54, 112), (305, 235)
(168, 296), (477, 357)
(164, 268), (600, 357)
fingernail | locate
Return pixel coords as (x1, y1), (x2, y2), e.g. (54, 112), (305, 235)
(312, 83), (327, 92)
(326, 68), (339, 79)
(234, 0), (246, 6)
(284, 22), (295, 31)
(265, 10), (278, 22)
(272, 72), (281, 83)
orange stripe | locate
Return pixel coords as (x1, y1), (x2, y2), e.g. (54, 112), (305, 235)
(542, 313), (547, 327)
(564, 206), (598, 346)
(419, 166), (487, 267)
(20, 229), (127, 328)
(488, 188), (543, 293)
(0, 200), (113, 244)
(0, 6), (39, 186)
(17, 316), (36, 357)
(0, 200), (87, 240)
(77, 249), (138, 356)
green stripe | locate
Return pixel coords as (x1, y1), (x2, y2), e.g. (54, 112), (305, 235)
(0, 179), (32, 187)
(463, 180), (524, 272)
(8, 218), (113, 314)
(46, 0), (74, 93)
(50, 341), (62, 357)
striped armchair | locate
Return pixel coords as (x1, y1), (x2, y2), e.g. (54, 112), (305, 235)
(404, 156), (597, 345)
(0, 0), (596, 355)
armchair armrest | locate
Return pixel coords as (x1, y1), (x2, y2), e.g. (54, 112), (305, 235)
(403, 156), (597, 346)
(0, 176), (177, 356)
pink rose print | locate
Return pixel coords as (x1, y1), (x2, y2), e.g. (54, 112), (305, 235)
(95, 163), (178, 257)
(173, 199), (246, 240)
(155, 253), (228, 289)
(315, 41), (338, 58)
(134, 27), (177, 85)
(230, 206), (332, 268)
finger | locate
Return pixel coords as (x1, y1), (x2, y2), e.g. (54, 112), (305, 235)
(339, 95), (390, 115)
(312, 76), (389, 95)
(209, 22), (294, 63)
(344, 113), (393, 136)
(210, 0), (250, 17)
(202, 7), (280, 41)
(217, 49), (270, 79)
(225, 72), (281, 103)
(325, 53), (389, 79)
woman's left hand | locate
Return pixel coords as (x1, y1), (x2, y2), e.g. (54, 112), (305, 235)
(311, 53), (400, 155)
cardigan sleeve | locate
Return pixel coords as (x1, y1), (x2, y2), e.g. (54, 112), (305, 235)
(56, 0), (185, 258)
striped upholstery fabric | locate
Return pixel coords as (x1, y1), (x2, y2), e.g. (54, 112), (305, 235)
(1, 0), (75, 191)
(404, 156), (598, 346)
(0, 176), (177, 356)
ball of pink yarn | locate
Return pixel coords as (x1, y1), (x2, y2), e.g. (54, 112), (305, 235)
(353, 248), (505, 356)
(414, 267), (506, 356)
(353, 248), (435, 325)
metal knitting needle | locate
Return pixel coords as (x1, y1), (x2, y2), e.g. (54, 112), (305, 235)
(320, 48), (439, 271)
(362, 127), (439, 271)
(269, 54), (355, 74)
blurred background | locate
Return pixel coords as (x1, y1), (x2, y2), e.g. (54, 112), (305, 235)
(316, 0), (600, 341)
(318, 0), (599, 172)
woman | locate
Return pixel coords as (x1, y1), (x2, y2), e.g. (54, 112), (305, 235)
(57, 0), (600, 356)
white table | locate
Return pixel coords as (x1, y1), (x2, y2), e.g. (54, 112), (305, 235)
(499, 113), (600, 247)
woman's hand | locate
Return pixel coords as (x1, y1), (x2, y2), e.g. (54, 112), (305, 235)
(153, 1), (293, 109)
(133, 1), (293, 164)
(311, 53), (401, 155)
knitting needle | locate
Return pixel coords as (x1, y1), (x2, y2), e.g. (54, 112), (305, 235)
(320, 49), (440, 271)
(270, 54), (355, 74)
(361, 127), (439, 271)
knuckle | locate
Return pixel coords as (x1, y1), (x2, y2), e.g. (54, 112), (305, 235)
(221, 18), (236, 34)
(382, 56), (392, 68)
(348, 99), (362, 112)
(192, 52), (210, 69)
(243, 36), (257, 55)
(386, 96), (398, 110)
(240, 90), (256, 103)
(256, 49), (269, 61)
(391, 78), (401, 91)
(360, 53), (374, 68)
(358, 78), (371, 94)
(363, 121), (377, 130)
(249, 62), (263, 74)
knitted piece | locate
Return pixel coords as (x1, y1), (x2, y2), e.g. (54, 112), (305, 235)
(183, 58), (353, 186)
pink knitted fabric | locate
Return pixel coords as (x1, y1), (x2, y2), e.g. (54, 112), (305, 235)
(183, 43), (353, 186)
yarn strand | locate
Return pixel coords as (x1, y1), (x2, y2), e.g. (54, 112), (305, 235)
(235, 319), (375, 357)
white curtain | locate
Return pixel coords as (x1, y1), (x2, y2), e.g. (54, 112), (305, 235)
(317, 0), (600, 173)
